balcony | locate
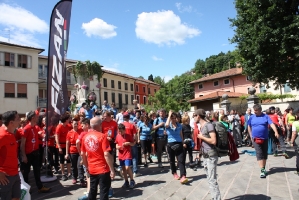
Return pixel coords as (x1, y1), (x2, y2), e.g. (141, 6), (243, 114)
(38, 98), (47, 108)
(38, 70), (73, 85)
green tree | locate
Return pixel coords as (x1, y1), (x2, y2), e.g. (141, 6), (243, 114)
(230, 0), (299, 88)
(138, 76), (144, 79)
(148, 74), (154, 82)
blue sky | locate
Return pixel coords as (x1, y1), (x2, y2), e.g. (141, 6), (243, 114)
(0, 0), (237, 82)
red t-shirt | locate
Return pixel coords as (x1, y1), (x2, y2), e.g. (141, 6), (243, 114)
(56, 124), (72, 148)
(0, 128), (18, 176)
(35, 125), (45, 145)
(115, 133), (133, 160)
(16, 128), (23, 146)
(81, 131), (111, 175)
(78, 131), (88, 143)
(102, 120), (118, 139)
(122, 121), (137, 137)
(46, 126), (56, 147)
(66, 130), (79, 154)
(22, 124), (39, 154)
(268, 114), (280, 126)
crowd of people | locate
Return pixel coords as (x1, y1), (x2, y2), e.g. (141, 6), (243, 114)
(0, 99), (298, 200)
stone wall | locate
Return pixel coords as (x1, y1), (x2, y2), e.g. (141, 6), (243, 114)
(260, 101), (299, 111)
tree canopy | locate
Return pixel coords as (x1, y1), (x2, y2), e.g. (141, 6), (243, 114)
(230, 0), (299, 88)
(148, 74), (154, 82)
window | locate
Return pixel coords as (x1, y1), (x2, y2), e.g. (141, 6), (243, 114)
(198, 84), (203, 89)
(199, 94), (203, 97)
(148, 88), (151, 94)
(39, 89), (43, 98)
(18, 54), (31, 68)
(17, 84), (27, 98)
(125, 94), (128, 105)
(111, 93), (115, 103)
(136, 95), (140, 103)
(284, 83), (291, 93)
(104, 92), (108, 102)
(224, 79), (230, 85)
(111, 80), (115, 88)
(66, 71), (71, 84)
(125, 83), (128, 90)
(154, 89), (157, 93)
(2, 52), (15, 67)
(130, 84), (134, 91)
(143, 96), (146, 104)
(143, 86), (146, 93)
(136, 85), (139, 92)
(103, 78), (107, 87)
(118, 81), (121, 89)
(4, 83), (15, 97)
(246, 76), (251, 81)
(131, 95), (134, 105)
(214, 81), (219, 86)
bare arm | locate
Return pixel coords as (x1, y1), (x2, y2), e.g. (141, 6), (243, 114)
(270, 123), (279, 138)
(81, 151), (88, 168)
(65, 140), (70, 157)
(104, 152), (115, 180)
(199, 131), (216, 145)
(76, 139), (81, 154)
(20, 137), (27, 163)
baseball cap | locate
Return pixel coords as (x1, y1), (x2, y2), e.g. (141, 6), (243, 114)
(194, 109), (206, 116)
(269, 106), (275, 110)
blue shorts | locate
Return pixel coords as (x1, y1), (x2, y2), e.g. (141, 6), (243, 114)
(119, 159), (132, 167)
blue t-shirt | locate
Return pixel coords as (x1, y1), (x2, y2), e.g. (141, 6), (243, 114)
(91, 105), (98, 112)
(139, 123), (152, 140)
(166, 122), (182, 143)
(153, 117), (167, 137)
(248, 113), (273, 139)
(111, 108), (117, 118)
(85, 109), (94, 119)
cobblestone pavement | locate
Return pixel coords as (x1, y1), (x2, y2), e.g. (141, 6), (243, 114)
(29, 146), (299, 200)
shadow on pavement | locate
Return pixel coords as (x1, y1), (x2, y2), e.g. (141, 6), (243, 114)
(267, 167), (296, 175)
(226, 194), (271, 200)
(218, 160), (239, 166)
(186, 174), (206, 183)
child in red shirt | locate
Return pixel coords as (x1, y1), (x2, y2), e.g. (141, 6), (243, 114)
(66, 120), (81, 184)
(115, 123), (136, 189)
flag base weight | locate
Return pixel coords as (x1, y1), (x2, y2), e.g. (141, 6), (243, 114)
(41, 175), (57, 183)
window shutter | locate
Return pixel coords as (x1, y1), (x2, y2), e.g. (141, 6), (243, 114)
(5, 83), (15, 93)
(17, 84), (27, 93)
(39, 90), (43, 98)
(27, 56), (31, 68)
(0, 52), (4, 65)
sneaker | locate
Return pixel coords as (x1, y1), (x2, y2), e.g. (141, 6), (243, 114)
(62, 175), (68, 181)
(283, 152), (289, 159)
(173, 173), (180, 180)
(294, 171), (299, 175)
(130, 180), (136, 189)
(133, 172), (141, 178)
(72, 179), (77, 184)
(148, 157), (153, 163)
(273, 152), (278, 157)
(180, 176), (188, 184)
(122, 181), (129, 188)
(144, 163), (148, 168)
(108, 187), (113, 198)
(38, 186), (51, 193)
(68, 174), (73, 179)
(53, 170), (59, 175)
(260, 169), (267, 178)
(158, 163), (164, 168)
(116, 166), (122, 172)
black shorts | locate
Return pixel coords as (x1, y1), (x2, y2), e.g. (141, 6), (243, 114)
(0, 174), (21, 200)
(58, 148), (71, 164)
(253, 139), (268, 161)
(140, 140), (151, 154)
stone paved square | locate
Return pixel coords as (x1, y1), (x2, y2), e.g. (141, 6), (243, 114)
(28, 146), (298, 200)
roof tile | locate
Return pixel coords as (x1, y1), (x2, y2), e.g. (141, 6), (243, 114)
(188, 91), (246, 103)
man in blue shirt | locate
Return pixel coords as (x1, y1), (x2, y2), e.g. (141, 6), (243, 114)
(101, 100), (111, 115)
(248, 104), (279, 178)
(153, 109), (167, 168)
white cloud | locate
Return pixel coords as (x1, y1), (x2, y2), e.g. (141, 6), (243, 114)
(0, 3), (48, 33)
(135, 10), (201, 45)
(164, 75), (173, 83)
(222, 43), (228, 46)
(152, 56), (163, 61)
(175, 3), (193, 13)
(82, 18), (117, 39)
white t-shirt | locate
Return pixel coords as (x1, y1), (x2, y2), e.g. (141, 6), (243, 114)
(190, 118), (195, 129)
(116, 113), (124, 124)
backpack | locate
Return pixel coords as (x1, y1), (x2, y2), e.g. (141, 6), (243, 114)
(212, 121), (230, 157)
(202, 122), (229, 157)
